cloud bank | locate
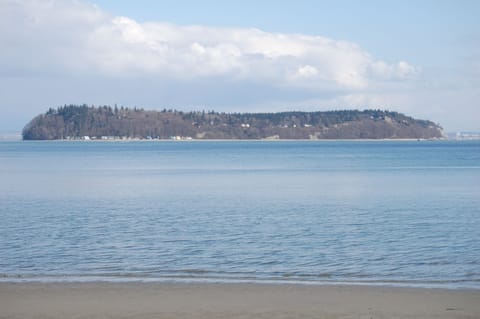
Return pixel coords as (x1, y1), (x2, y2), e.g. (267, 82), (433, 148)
(0, 0), (477, 131)
(1, 0), (417, 88)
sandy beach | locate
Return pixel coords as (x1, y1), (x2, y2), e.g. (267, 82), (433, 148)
(1, 282), (479, 319)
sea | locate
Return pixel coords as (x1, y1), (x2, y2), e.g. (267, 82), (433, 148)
(1, 140), (479, 289)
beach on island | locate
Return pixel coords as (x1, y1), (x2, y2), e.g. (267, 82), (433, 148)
(1, 282), (479, 319)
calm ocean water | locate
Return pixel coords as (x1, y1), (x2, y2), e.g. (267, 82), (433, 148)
(1, 140), (479, 288)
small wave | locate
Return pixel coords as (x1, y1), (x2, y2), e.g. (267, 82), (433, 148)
(282, 272), (332, 278)
(1, 272), (479, 290)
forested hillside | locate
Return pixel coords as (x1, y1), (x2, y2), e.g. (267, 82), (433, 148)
(22, 105), (444, 140)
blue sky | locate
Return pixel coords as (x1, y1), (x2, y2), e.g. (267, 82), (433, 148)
(1, 0), (479, 132)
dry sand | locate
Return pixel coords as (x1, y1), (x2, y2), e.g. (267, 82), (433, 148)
(1, 282), (479, 318)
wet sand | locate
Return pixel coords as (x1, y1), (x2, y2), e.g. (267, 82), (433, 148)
(1, 282), (479, 318)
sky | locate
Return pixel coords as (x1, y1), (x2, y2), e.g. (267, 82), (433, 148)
(1, 0), (479, 132)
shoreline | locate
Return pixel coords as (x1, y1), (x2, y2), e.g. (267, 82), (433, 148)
(16, 137), (450, 142)
(1, 275), (479, 291)
(1, 282), (479, 318)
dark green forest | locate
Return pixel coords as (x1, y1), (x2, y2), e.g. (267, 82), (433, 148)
(22, 105), (444, 140)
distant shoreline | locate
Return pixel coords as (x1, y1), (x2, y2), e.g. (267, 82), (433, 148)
(0, 133), (22, 141)
(17, 137), (448, 142)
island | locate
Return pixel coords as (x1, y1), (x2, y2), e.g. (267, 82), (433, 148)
(22, 105), (444, 140)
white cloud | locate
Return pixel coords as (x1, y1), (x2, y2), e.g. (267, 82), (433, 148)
(2, 0), (477, 132)
(296, 65), (319, 78)
(0, 0), (417, 88)
(369, 60), (419, 80)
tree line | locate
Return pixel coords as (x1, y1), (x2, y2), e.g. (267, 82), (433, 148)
(22, 105), (443, 140)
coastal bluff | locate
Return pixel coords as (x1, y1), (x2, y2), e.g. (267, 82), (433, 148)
(22, 105), (444, 140)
